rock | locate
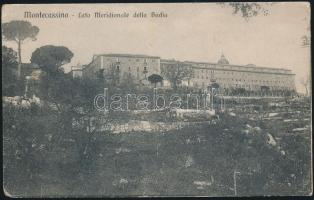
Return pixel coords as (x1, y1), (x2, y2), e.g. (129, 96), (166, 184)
(185, 155), (194, 168)
(246, 124), (252, 129)
(193, 180), (211, 190)
(119, 178), (128, 184)
(229, 112), (236, 117)
(269, 113), (279, 117)
(115, 147), (131, 154)
(266, 133), (277, 146)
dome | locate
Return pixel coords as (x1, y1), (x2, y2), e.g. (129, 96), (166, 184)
(217, 54), (229, 65)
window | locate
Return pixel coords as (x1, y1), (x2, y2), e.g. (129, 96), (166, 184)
(136, 67), (140, 79)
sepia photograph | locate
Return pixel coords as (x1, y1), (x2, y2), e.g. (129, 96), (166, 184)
(2, 2), (312, 197)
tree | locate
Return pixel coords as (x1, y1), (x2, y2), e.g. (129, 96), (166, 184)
(163, 62), (194, 90)
(219, 2), (273, 20)
(30, 46), (118, 170)
(98, 64), (121, 87)
(208, 83), (220, 96)
(2, 20), (39, 79)
(2, 73), (116, 195)
(31, 45), (74, 75)
(2, 46), (18, 94)
(148, 74), (163, 88)
(210, 82), (220, 89)
(30, 45), (73, 102)
(220, 2), (309, 48)
(119, 73), (138, 92)
(2, 46), (25, 96)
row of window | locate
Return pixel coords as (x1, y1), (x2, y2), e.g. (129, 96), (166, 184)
(193, 69), (291, 78)
(193, 66), (288, 74)
(194, 71), (290, 79)
(193, 76), (291, 84)
(194, 82), (293, 89)
(109, 57), (157, 63)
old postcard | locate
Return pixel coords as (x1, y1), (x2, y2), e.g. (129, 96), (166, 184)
(2, 3), (312, 197)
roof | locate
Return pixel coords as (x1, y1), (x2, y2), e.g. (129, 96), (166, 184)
(182, 60), (293, 73)
(160, 59), (185, 64)
(95, 53), (160, 59)
(161, 54), (292, 72)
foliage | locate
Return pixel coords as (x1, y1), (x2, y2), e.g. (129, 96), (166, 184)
(220, 3), (309, 48)
(209, 82), (220, 91)
(31, 45), (74, 74)
(2, 20), (39, 42)
(3, 94), (311, 196)
(2, 20), (39, 78)
(30, 45), (74, 104)
(3, 104), (59, 194)
(148, 74), (163, 88)
(219, 2), (272, 20)
(2, 46), (18, 68)
(162, 62), (194, 90)
(118, 73), (138, 92)
(2, 45), (24, 96)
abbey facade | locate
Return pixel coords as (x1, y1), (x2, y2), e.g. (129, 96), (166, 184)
(81, 53), (295, 93)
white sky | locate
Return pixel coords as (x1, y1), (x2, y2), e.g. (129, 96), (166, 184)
(2, 3), (311, 92)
